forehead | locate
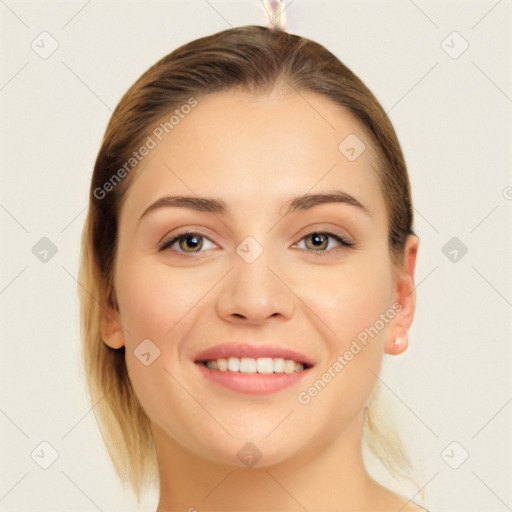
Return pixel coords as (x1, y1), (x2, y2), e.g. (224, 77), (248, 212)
(120, 89), (387, 228)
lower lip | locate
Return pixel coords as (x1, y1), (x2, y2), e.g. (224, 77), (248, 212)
(195, 363), (310, 395)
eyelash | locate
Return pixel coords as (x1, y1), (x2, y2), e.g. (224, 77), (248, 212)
(158, 230), (355, 256)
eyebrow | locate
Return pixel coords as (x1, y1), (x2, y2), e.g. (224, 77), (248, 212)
(138, 190), (370, 223)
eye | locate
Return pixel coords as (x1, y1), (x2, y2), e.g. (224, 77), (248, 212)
(294, 231), (354, 254)
(158, 231), (216, 254)
(158, 229), (354, 256)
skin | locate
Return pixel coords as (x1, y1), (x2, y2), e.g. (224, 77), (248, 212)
(101, 88), (424, 511)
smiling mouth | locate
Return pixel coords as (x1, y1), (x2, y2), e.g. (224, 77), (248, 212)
(196, 356), (312, 374)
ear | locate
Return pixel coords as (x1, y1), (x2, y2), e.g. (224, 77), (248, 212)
(100, 299), (125, 349)
(385, 234), (419, 355)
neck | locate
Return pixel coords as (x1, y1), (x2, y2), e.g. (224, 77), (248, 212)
(154, 411), (382, 511)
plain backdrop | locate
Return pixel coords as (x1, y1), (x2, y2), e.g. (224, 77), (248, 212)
(0, 1), (511, 511)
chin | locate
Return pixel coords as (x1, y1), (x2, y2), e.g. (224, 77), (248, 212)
(189, 431), (305, 469)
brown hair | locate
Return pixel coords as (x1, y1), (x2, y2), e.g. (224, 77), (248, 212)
(79, 25), (417, 501)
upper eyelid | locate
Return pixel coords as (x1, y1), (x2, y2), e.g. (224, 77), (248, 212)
(160, 229), (216, 246)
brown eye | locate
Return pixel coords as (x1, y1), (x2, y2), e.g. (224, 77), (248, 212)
(178, 234), (203, 252)
(304, 233), (329, 251)
(159, 232), (216, 253)
(295, 231), (354, 254)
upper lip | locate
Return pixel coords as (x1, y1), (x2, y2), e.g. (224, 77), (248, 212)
(193, 342), (315, 367)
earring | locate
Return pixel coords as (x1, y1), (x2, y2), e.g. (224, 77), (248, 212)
(393, 337), (403, 346)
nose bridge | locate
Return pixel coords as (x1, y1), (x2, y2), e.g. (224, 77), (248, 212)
(215, 234), (295, 323)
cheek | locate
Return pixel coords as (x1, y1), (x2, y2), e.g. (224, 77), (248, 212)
(115, 259), (206, 345)
(300, 247), (394, 350)
(296, 258), (393, 424)
(114, 258), (215, 405)
(114, 260), (200, 437)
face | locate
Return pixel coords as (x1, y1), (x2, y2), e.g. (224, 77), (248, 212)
(103, 88), (411, 468)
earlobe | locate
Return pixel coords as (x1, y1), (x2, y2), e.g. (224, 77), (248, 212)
(385, 336), (408, 355)
(100, 304), (125, 349)
(385, 235), (419, 356)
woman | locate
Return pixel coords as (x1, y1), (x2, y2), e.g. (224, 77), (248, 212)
(79, 25), (427, 511)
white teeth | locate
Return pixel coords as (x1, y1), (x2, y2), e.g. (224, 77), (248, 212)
(256, 357), (274, 374)
(284, 359), (296, 374)
(227, 357), (240, 372)
(217, 358), (228, 371)
(239, 357), (257, 373)
(273, 357), (285, 373)
(202, 356), (307, 374)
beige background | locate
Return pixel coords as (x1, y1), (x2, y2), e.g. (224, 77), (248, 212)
(0, 0), (511, 510)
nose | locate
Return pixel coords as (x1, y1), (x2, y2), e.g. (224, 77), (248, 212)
(215, 248), (295, 325)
